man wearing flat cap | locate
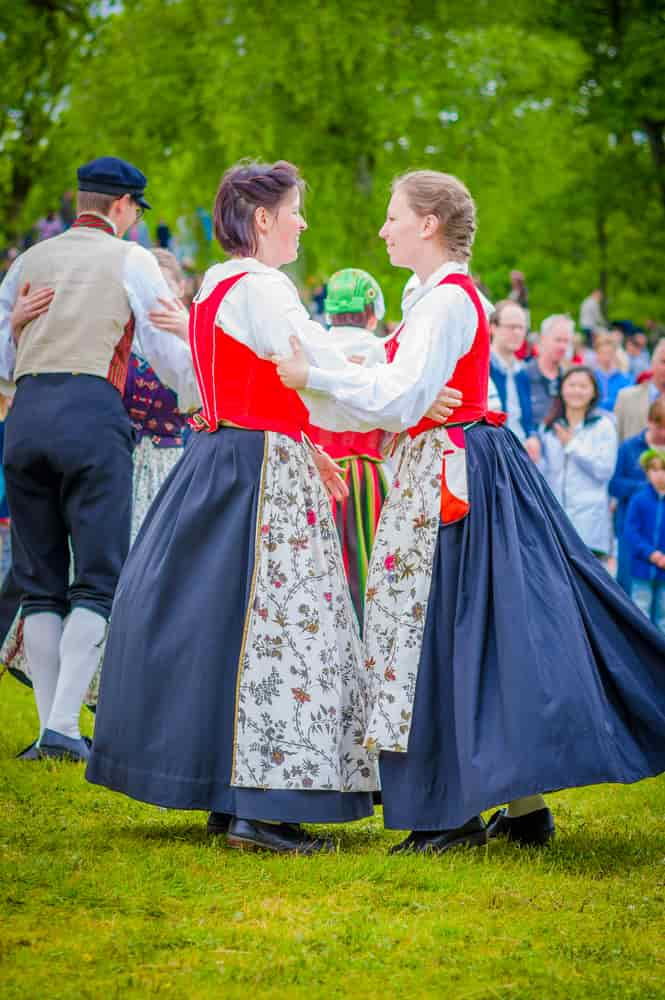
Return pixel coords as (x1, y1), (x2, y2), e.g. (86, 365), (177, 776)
(0, 156), (200, 763)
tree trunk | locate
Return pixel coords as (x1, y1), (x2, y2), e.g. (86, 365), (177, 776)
(643, 118), (665, 215)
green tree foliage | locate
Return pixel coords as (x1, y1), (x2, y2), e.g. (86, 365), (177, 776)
(0, 0), (93, 230)
(3, 0), (664, 325)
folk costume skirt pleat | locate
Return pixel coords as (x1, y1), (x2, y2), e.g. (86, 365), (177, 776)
(380, 423), (665, 831)
(335, 456), (389, 625)
(87, 428), (373, 823)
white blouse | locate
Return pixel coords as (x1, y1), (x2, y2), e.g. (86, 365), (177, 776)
(202, 257), (478, 434)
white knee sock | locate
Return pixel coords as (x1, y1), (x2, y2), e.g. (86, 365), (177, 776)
(23, 613), (63, 738)
(507, 795), (547, 818)
(46, 608), (107, 740)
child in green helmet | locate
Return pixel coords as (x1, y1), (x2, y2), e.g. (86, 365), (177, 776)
(307, 268), (390, 624)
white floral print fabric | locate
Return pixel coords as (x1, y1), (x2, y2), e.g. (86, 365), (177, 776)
(232, 432), (378, 793)
(363, 427), (467, 752)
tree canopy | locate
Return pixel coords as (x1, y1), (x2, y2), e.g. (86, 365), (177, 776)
(2, 0), (664, 325)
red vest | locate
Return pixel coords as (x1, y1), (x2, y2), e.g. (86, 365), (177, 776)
(385, 272), (503, 436)
(306, 426), (384, 462)
(188, 273), (309, 439)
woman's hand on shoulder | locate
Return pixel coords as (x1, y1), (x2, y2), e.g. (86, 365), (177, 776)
(11, 281), (54, 340)
(148, 297), (189, 341)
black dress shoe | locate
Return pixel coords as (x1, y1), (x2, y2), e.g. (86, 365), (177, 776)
(207, 811), (232, 836)
(15, 740), (40, 761)
(226, 818), (334, 855)
(487, 807), (555, 846)
(390, 815), (488, 855)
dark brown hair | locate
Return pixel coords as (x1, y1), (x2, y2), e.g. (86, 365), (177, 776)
(213, 159), (304, 256)
(648, 396), (665, 426)
(330, 305), (375, 329)
(544, 365), (600, 429)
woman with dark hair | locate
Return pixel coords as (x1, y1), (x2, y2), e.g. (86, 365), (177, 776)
(276, 169), (665, 855)
(86, 160), (390, 853)
(538, 366), (618, 560)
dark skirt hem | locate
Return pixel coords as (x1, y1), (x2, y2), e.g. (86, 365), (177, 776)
(379, 766), (665, 831)
(86, 751), (373, 823)
(380, 423), (665, 831)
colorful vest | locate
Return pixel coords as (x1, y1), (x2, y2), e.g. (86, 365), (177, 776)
(123, 354), (186, 447)
(385, 271), (504, 524)
(14, 214), (135, 393)
(384, 272), (502, 435)
(188, 273), (309, 440)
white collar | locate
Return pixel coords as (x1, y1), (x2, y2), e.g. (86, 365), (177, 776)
(196, 256), (293, 302)
(403, 260), (468, 315)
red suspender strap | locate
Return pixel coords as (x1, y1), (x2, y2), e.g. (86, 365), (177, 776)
(189, 273), (247, 432)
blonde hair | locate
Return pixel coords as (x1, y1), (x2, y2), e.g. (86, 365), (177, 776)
(594, 333), (616, 351)
(152, 248), (184, 290)
(393, 170), (476, 262)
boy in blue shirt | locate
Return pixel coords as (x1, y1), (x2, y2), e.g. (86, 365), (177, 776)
(625, 448), (665, 633)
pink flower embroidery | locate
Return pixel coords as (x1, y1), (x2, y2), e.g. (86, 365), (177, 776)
(323, 592), (332, 602)
(384, 554), (396, 572)
(261, 524), (270, 535)
(306, 509), (317, 526)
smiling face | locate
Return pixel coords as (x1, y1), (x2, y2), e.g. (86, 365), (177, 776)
(256, 185), (307, 268)
(561, 370), (597, 412)
(379, 187), (427, 270)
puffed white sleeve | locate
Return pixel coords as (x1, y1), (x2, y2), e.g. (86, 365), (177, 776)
(0, 256), (22, 381)
(304, 285), (477, 432)
(124, 247), (200, 412)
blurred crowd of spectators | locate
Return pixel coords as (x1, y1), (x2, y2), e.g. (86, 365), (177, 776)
(1, 207), (664, 632)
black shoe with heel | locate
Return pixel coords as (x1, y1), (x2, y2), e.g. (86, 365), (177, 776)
(226, 818), (334, 854)
(390, 815), (488, 855)
(486, 807), (555, 846)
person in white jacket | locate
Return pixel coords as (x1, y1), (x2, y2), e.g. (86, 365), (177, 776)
(539, 365), (618, 558)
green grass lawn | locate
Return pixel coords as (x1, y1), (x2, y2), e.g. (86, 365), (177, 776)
(2, 678), (665, 999)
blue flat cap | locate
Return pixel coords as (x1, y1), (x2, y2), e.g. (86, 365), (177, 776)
(77, 156), (151, 209)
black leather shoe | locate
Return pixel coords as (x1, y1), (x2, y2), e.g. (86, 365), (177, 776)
(15, 740), (40, 760)
(226, 818), (334, 855)
(390, 816), (488, 855)
(207, 811), (232, 836)
(487, 807), (555, 846)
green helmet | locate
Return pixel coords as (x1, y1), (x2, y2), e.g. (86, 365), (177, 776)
(324, 268), (385, 321)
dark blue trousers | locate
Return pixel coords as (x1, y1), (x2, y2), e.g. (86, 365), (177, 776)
(3, 374), (133, 619)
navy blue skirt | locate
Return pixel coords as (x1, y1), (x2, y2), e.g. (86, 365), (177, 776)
(86, 429), (372, 824)
(381, 424), (665, 830)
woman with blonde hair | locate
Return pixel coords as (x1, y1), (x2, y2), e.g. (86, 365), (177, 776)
(277, 168), (665, 854)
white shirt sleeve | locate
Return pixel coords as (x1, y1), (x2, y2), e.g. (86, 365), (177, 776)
(0, 256), (22, 381)
(124, 246), (200, 411)
(303, 285), (477, 432)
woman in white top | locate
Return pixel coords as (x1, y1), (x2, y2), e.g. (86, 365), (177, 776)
(538, 366), (618, 558)
(276, 169), (665, 855)
(86, 160), (459, 855)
